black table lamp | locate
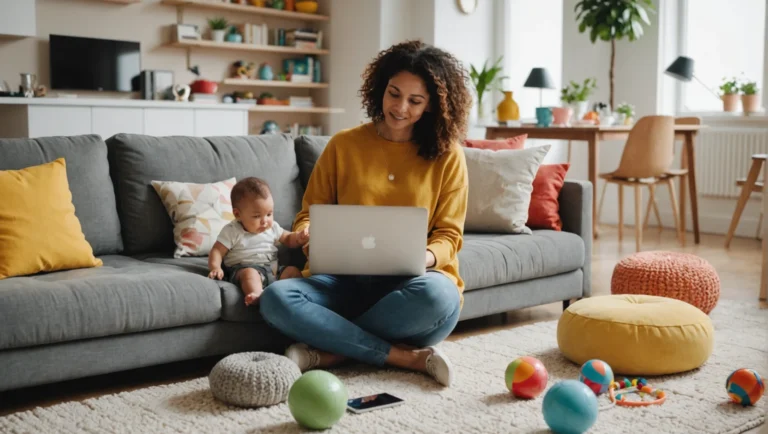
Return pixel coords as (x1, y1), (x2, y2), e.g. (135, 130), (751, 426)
(664, 56), (719, 99)
(524, 67), (556, 107)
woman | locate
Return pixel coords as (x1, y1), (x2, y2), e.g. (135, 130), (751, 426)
(259, 40), (472, 387)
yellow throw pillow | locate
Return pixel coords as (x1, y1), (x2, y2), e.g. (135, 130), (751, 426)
(0, 158), (102, 279)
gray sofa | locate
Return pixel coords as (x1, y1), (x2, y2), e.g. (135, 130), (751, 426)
(0, 132), (592, 392)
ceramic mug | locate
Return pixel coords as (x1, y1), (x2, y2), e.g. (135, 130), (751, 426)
(536, 107), (553, 127)
(552, 107), (572, 126)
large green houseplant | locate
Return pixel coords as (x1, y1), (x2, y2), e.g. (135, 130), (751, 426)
(574, 0), (655, 110)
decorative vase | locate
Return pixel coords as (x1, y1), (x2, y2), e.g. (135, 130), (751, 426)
(476, 100), (490, 123)
(742, 94), (760, 113)
(570, 101), (589, 122)
(212, 30), (226, 43)
(258, 63), (274, 81)
(722, 94), (739, 112)
(496, 91), (520, 122)
(623, 115), (634, 125)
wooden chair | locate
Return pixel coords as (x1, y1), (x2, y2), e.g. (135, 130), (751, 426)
(724, 154), (766, 248)
(596, 116), (681, 251)
(641, 117), (697, 244)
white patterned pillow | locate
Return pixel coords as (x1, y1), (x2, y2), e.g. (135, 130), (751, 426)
(151, 178), (236, 258)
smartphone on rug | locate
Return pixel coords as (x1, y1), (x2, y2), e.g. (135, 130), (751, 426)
(346, 393), (405, 414)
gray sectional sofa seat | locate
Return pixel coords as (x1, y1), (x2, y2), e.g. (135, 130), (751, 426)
(0, 132), (592, 392)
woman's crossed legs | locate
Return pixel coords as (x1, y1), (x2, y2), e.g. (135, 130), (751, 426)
(259, 271), (461, 385)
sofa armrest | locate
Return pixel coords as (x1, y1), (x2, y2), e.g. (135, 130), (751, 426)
(558, 180), (593, 297)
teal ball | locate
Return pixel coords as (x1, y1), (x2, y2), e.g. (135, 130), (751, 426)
(288, 370), (348, 430)
(542, 380), (599, 434)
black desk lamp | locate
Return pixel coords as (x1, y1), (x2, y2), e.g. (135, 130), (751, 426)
(524, 67), (556, 107)
(664, 56), (720, 99)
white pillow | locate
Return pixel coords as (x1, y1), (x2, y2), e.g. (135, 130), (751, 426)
(463, 145), (551, 234)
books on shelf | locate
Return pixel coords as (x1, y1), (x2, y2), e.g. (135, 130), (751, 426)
(233, 24), (323, 50)
(289, 96), (313, 107)
(236, 23), (269, 45)
(285, 28), (322, 49)
(190, 93), (219, 103)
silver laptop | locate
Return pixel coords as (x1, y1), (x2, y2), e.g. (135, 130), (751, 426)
(308, 204), (428, 276)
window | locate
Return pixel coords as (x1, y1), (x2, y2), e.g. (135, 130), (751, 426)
(680, 0), (766, 112)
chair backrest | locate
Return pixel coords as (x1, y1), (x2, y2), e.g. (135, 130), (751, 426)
(675, 116), (701, 125)
(612, 115), (675, 179)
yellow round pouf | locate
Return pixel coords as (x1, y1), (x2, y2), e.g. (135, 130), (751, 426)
(557, 295), (714, 376)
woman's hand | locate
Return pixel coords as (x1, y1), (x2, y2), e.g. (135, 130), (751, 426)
(425, 250), (436, 269)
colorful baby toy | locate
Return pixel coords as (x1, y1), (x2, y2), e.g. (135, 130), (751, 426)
(505, 356), (548, 399)
(578, 359), (614, 395)
(542, 380), (599, 434)
(726, 368), (764, 406)
(609, 377), (666, 407)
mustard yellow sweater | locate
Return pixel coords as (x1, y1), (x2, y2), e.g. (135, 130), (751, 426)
(294, 122), (469, 293)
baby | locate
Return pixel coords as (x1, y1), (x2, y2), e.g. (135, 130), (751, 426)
(208, 177), (309, 306)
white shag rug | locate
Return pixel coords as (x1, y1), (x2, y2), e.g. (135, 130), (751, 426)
(2, 300), (766, 434)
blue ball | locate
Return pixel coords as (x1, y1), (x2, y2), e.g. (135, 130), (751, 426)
(542, 380), (599, 434)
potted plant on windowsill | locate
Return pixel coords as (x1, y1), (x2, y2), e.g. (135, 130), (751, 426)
(208, 17), (228, 43)
(719, 77), (740, 112)
(740, 80), (760, 113)
(560, 78), (596, 121)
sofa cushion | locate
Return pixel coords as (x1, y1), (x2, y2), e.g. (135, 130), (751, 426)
(0, 135), (122, 255)
(106, 134), (303, 255)
(0, 255), (222, 351)
(138, 251), (305, 323)
(294, 135), (331, 190)
(458, 231), (585, 291)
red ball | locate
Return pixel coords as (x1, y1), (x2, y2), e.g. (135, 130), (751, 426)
(505, 356), (549, 399)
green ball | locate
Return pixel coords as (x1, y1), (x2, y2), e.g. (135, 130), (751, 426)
(288, 370), (348, 430)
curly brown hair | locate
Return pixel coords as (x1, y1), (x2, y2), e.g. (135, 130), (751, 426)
(231, 177), (271, 209)
(359, 40), (472, 160)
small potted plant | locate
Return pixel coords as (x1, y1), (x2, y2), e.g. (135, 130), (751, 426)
(616, 102), (635, 125)
(208, 17), (228, 43)
(719, 77), (740, 112)
(469, 57), (506, 122)
(740, 79), (760, 113)
(560, 78), (597, 121)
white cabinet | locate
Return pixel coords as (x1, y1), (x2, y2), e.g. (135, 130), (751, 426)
(0, 99), (250, 139)
(92, 107), (144, 139)
(0, 0), (36, 37)
(28, 106), (91, 138)
(144, 108), (195, 137)
(194, 109), (247, 136)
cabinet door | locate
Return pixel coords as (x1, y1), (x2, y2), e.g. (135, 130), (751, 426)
(28, 106), (91, 138)
(143, 109), (195, 136)
(92, 107), (144, 140)
(193, 109), (247, 137)
(0, 0), (36, 37)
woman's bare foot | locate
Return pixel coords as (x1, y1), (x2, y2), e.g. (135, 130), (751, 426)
(285, 343), (347, 371)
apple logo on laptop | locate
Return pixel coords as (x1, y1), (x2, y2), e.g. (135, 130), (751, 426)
(362, 235), (376, 250)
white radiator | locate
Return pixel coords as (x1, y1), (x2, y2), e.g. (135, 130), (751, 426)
(695, 127), (768, 198)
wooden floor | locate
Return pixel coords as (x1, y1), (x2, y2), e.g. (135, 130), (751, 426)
(1, 227), (766, 425)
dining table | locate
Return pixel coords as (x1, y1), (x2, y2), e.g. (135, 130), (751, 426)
(484, 123), (705, 243)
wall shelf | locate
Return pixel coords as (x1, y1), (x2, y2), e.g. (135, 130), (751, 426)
(221, 78), (328, 89)
(161, 0), (329, 22)
(248, 106), (343, 114)
(100, 0), (141, 3)
(168, 39), (328, 55)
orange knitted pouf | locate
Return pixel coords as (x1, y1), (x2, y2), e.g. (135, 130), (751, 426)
(611, 251), (720, 314)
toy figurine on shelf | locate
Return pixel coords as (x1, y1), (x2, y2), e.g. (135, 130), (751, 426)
(232, 61), (256, 80)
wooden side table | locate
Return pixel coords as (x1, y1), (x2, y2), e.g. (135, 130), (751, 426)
(761, 161), (767, 301)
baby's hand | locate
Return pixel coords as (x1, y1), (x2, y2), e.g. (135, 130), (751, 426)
(296, 227), (310, 245)
(208, 268), (224, 280)
(244, 290), (263, 306)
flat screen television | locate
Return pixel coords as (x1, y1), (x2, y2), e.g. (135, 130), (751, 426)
(50, 34), (141, 92)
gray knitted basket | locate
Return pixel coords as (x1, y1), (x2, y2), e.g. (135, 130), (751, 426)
(209, 352), (301, 407)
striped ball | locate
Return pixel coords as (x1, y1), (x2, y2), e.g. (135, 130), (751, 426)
(505, 356), (548, 399)
(726, 368), (764, 406)
(578, 359), (614, 395)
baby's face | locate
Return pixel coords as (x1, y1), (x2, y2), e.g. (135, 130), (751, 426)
(234, 194), (274, 234)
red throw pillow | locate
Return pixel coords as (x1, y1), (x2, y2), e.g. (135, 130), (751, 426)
(527, 163), (570, 231)
(464, 134), (526, 150)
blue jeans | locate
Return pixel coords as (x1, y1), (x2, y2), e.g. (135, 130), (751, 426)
(259, 271), (461, 366)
